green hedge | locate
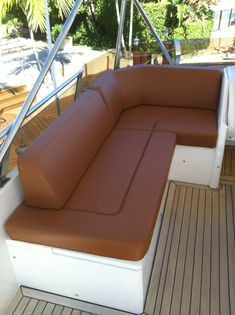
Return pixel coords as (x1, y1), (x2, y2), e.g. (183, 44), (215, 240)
(72, 0), (118, 48)
(71, 1), (213, 55)
(2, 0), (214, 55)
(173, 19), (213, 54)
(72, 1), (167, 50)
(132, 3), (167, 50)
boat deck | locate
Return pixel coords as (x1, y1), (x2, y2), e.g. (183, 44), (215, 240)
(4, 146), (235, 315)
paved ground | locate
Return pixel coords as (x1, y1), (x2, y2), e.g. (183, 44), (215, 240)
(0, 38), (105, 101)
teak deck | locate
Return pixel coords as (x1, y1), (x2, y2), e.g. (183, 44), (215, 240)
(4, 146), (235, 315)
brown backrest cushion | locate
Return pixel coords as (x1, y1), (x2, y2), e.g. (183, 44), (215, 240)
(91, 65), (222, 112)
(18, 90), (114, 209)
(90, 71), (122, 122)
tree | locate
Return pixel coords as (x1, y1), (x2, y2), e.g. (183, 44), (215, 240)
(0, 0), (74, 69)
(165, 0), (212, 30)
(0, 0), (74, 32)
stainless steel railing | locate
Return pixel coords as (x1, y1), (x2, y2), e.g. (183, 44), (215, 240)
(0, 68), (83, 142)
(114, 0), (173, 68)
(0, 0), (174, 173)
(0, 0), (85, 167)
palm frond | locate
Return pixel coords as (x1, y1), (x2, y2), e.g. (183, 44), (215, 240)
(23, 0), (46, 32)
(56, 0), (74, 19)
(0, 0), (16, 21)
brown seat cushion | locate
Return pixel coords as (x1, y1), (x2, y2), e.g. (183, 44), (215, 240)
(18, 90), (114, 209)
(66, 129), (152, 214)
(6, 131), (176, 260)
(116, 105), (218, 147)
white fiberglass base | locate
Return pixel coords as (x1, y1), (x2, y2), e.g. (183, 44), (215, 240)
(0, 168), (23, 314)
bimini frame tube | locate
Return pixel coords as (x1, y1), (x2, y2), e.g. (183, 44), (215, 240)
(0, 0), (84, 166)
(133, 0), (173, 65)
(114, 0), (127, 69)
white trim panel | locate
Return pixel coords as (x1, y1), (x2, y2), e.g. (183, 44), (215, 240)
(0, 168), (23, 314)
(169, 145), (215, 186)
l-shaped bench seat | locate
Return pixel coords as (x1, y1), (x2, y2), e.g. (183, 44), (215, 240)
(6, 65), (224, 314)
(6, 65), (223, 262)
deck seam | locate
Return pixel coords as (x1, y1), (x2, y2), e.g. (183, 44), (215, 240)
(169, 186), (187, 315)
(153, 186), (180, 314)
(179, 187), (194, 315)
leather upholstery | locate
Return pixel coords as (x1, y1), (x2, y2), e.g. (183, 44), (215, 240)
(92, 65), (222, 111)
(18, 90), (114, 209)
(91, 71), (122, 122)
(6, 65), (222, 261)
(66, 129), (151, 214)
(7, 131), (176, 260)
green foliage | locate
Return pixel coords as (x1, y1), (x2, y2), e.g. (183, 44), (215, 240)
(71, 1), (167, 50)
(6, 18), (23, 38)
(72, 0), (118, 48)
(133, 3), (167, 50)
(1, 0), (214, 55)
(51, 23), (64, 42)
(172, 19), (213, 54)
(1, 4), (27, 27)
(1, 0), (74, 32)
(173, 19), (213, 40)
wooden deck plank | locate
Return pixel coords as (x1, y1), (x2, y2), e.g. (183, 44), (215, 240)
(190, 189), (205, 315)
(200, 190), (212, 315)
(144, 183), (177, 315)
(61, 308), (72, 315)
(51, 305), (63, 315)
(225, 185), (235, 315)
(158, 187), (187, 315)
(23, 299), (38, 315)
(3, 289), (23, 315)
(180, 188), (199, 315)
(13, 297), (30, 315)
(221, 147), (235, 182)
(170, 187), (193, 315)
(42, 303), (55, 315)
(153, 187), (180, 315)
(32, 301), (47, 315)
(219, 185), (230, 315)
(225, 150), (231, 175)
(22, 288), (129, 315)
(210, 190), (220, 315)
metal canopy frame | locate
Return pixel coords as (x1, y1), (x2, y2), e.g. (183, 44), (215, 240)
(114, 0), (173, 68)
(0, 0), (173, 173)
(0, 0), (85, 172)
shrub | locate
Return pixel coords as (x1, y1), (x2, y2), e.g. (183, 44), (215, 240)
(6, 18), (23, 38)
(172, 19), (213, 54)
(133, 3), (167, 51)
(51, 24), (64, 42)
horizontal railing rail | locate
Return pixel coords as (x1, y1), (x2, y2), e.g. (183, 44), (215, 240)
(0, 68), (84, 142)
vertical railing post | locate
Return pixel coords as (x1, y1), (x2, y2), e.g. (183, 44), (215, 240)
(43, 0), (61, 116)
(128, 0), (134, 56)
(114, 0), (127, 69)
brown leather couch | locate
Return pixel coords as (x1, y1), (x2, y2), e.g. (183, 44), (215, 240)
(6, 65), (222, 261)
